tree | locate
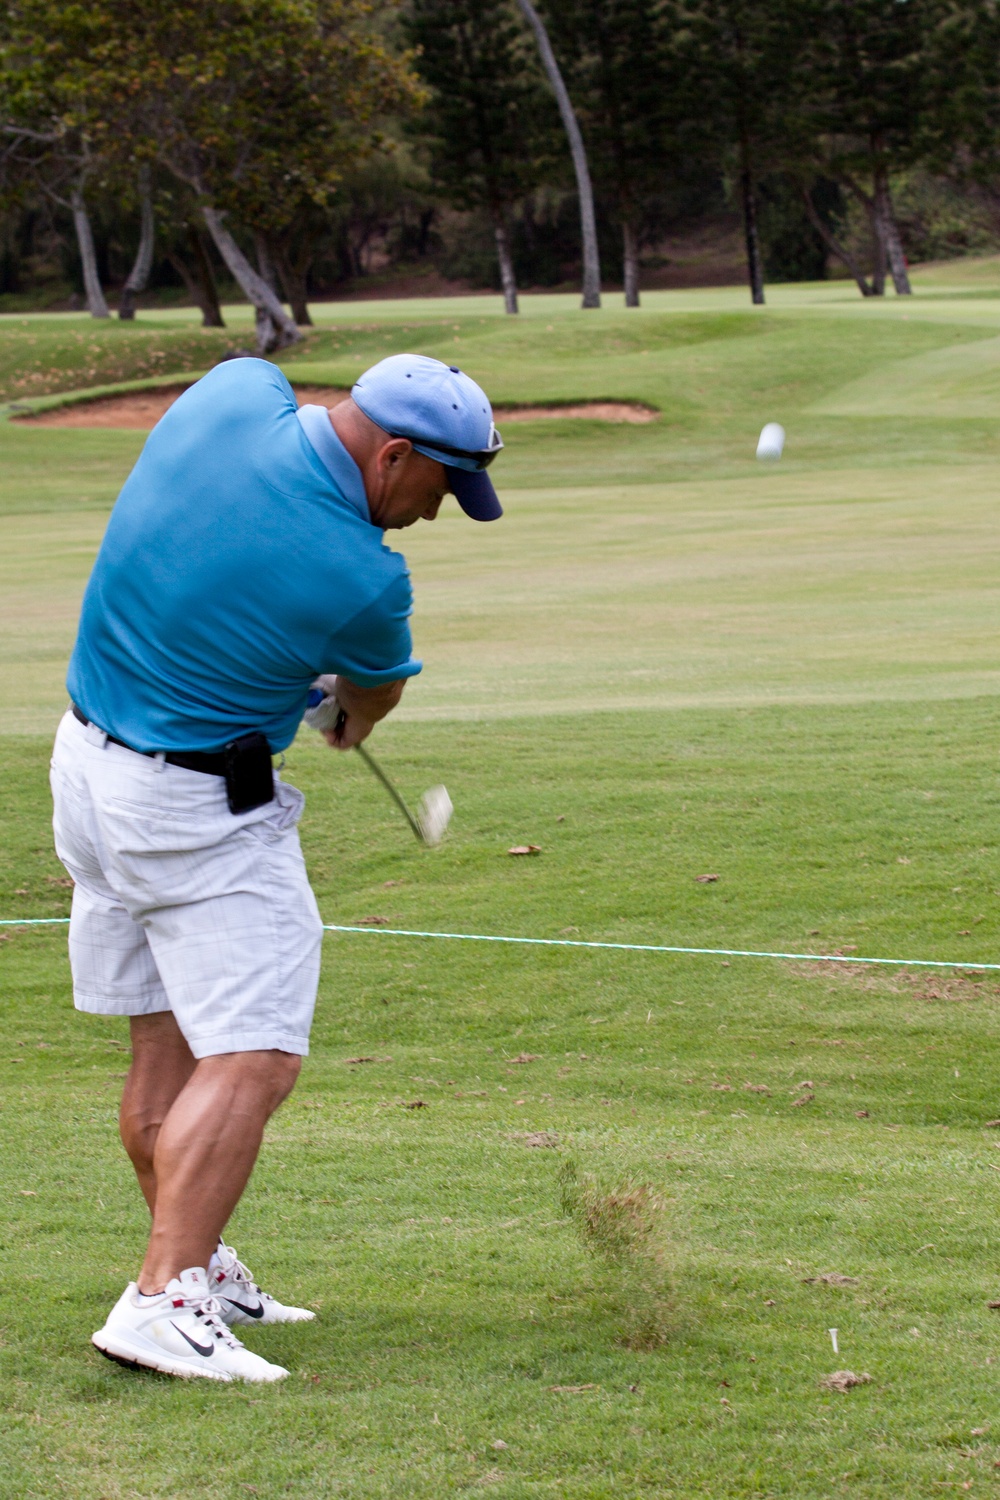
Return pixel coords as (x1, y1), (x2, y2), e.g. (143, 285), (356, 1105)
(165, 223), (226, 327)
(924, 0), (1000, 176)
(17, 0), (421, 349)
(919, 2), (1000, 238)
(118, 162), (154, 319)
(796, 173), (878, 294)
(515, 0), (602, 307)
(674, 0), (819, 306)
(403, 0), (555, 314)
(791, 0), (971, 295)
(800, 0), (947, 296)
(542, 0), (681, 307)
(0, 6), (114, 316)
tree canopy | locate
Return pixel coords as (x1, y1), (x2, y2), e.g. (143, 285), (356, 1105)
(2, 0), (1000, 320)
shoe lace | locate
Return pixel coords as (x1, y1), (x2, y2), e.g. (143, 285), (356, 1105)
(192, 1293), (242, 1348)
(220, 1245), (274, 1303)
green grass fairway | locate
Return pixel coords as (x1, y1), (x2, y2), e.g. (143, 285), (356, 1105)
(4, 266), (1000, 1497)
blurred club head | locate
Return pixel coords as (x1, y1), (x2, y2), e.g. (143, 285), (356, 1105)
(417, 785), (453, 847)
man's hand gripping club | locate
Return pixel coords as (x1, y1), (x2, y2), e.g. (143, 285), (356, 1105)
(305, 674), (405, 750)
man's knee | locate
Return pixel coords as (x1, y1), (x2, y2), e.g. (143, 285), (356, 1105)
(267, 1051), (301, 1109)
(212, 1048), (301, 1112)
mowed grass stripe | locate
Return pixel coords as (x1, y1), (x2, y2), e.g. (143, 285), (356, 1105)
(8, 462), (1000, 731)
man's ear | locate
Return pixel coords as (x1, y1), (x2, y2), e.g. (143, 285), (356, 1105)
(377, 437), (414, 473)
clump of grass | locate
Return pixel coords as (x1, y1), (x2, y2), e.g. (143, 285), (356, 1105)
(558, 1159), (674, 1349)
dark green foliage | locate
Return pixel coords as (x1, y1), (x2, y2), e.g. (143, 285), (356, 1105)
(402, 0), (556, 218)
(540, 0), (695, 261)
(805, 0), (937, 175)
(438, 190), (602, 290)
(672, 0), (821, 299)
(3, 0), (1000, 309)
(893, 170), (1000, 262)
(758, 174), (845, 282)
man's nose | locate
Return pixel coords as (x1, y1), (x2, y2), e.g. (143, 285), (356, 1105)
(422, 496), (443, 521)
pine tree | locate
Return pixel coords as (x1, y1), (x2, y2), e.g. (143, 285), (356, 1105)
(402, 0), (556, 313)
(802, 0), (938, 295)
(674, 0), (818, 305)
(542, 0), (682, 307)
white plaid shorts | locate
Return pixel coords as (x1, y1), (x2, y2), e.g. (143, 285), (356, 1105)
(49, 709), (323, 1057)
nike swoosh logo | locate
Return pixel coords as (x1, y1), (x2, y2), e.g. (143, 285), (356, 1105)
(172, 1321), (214, 1357)
(224, 1296), (265, 1319)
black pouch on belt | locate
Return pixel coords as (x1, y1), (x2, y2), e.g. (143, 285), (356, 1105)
(223, 732), (275, 815)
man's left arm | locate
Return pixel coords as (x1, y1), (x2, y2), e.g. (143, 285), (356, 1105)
(320, 675), (405, 751)
(313, 567), (420, 750)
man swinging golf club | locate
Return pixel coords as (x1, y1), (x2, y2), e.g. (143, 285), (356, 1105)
(50, 352), (503, 1382)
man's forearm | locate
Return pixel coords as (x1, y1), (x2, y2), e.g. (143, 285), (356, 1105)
(334, 675), (404, 724)
(322, 675), (405, 750)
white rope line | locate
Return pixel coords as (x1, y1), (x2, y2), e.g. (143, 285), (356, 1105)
(1, 918), (70, 925)
(320, 925), (998, 970)
(3, 916), (996, 972)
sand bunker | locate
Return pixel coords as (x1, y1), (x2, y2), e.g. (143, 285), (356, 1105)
(12, 385), (351, 430)
(12, 387), (656, 430)
(493, 401), (656, 424)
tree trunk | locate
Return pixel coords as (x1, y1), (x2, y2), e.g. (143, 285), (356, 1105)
(799, 186), (875, 296)
(622, 220), (640, 307)
(254, 231), (281, 295)
(515, 0), (601, 309)
(841, 175), (885, 295)
(252, 232), (284, 350)
(738, 137), (765, 305)
(166, 225), (225, 328)
(119, 163), (154, 320)
(869, 198), (886, 295)
(873, 166), (911, 295)
(71, 185), (110, 319)
(188, 224), (225, 327)
(416, 207), (435, 258)
(493, 216), (519, 315)
(273, 243), (313, 327)
(200, 204), (301, 353)
(254, 258), (276, 345)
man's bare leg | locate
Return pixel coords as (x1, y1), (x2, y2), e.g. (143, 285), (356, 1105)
(138, 1048), (300, 1293)
(120, 1013), (196, 1212)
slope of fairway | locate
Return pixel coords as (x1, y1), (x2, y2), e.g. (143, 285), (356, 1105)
(4, 291), (1000, 733)
(9, 458), (1000, 732)
(4, 275), (1000, 1499)
(811, 332), (1000, 418)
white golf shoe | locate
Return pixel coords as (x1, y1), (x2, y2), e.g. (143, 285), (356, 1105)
(209, 1241), (316, 1327)
(91, 1267), (289, 1382)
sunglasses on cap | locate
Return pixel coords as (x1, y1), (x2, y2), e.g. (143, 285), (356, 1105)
(388, 421), (504, 472)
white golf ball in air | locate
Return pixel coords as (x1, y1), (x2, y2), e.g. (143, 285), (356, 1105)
(756, 422), (785, 460)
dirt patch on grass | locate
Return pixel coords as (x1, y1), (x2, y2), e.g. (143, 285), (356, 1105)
(820, 1369), (871, 1393)
(788, 960), (1000, 1005)
(12, 388), (657, 430)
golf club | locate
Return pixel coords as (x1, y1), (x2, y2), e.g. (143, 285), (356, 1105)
(304, 685), (453, 846)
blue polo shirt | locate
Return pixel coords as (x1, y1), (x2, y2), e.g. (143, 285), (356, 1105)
(67, 358), (420, 753)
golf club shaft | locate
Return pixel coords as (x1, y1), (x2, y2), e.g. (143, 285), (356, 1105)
(354, 743), (424, 842)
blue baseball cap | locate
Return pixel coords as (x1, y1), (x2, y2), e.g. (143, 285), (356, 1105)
(352, 354), (504, 521)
